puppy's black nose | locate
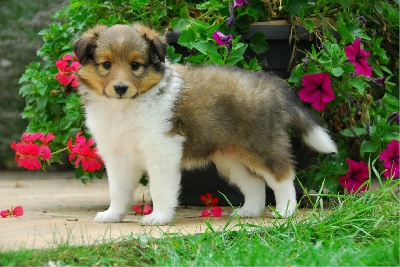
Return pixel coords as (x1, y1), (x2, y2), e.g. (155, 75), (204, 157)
(114, 83), (128, 96)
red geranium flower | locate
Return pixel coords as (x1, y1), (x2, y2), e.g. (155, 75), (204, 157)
(1, 206), (24, 218)
(200, 193), (222, 217)
(339, 159), (369, 193)
(212, 31), (233, 47)
(11, 133), (54, 170)
(200, 206), (223, 217)
(379, 140), (399, 179)
(299, 73), (335, 112)
(133, 204), (153, 215)
(55, 53), (80, 88)
(200, 193), (219, 207)
(68, 132), (103, 172)
(344, 38), (372, 77)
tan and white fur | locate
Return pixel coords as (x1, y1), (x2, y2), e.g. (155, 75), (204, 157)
(74, 24), (337, 225)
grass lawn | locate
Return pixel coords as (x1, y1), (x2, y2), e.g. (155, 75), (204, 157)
(1, 179), (399, 266)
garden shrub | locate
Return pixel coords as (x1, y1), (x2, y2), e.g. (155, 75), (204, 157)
(16, 0), (399, 192)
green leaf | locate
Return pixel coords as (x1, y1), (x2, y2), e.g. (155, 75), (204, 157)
(249, 33), (268, 55)
(177, 28), (196, 49)
(286, 0), (308, 17)
(288, 65), (305, 84)
(230, 43), (248, 58)
(191, 41), (217, 55)
(207, 51), (224, 65)
(226, 56), (243, 66)
(37, 97), (48, 111)
(185, 54), (207, 64)
(337, 13), (354, 42)
(302, 20), (315, 33)
(332, 67), (344, 77)
(340, 127), (366, 137)
(382, 132), (400, 142)
(166, 46), (182, 64)
(348, 77), (366, 95)
(360, 140), (380, 155)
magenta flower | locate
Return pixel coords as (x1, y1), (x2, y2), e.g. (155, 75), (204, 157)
(344, 38), (372, 77)
(379, 140), (399, 179)
(298, 73), (335, 112)
(212, 31), (233, 47)
(368, 76), (386, 88)
(387, 112), (400, 125)
(339, 159), (369, 193)
(234, 0), (251, 8)
(226, 1), (235, 27)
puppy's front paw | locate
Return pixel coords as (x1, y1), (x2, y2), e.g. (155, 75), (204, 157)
(94, 210), (124, 223)
(140, 211), (174, 226)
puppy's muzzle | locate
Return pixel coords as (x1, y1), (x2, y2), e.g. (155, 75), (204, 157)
(114, 83), (128, 97)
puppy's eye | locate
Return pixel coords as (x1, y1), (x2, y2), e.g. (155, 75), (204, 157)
(103, 62), (112, 70)
(131, 62), (140, 71)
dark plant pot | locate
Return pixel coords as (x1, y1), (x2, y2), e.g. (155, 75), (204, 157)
(170, 20), (317, 206)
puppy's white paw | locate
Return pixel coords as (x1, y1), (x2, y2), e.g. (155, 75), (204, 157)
(140, 211), (174, 226)
(94, 210), (124, 223)
(232, 207), (263, 218)
(271, 205), (296, 218)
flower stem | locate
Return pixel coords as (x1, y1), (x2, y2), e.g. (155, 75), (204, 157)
(52, 147), (69, 155)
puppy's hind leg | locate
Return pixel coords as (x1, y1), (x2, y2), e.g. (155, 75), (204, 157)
(213, 154), (266, 218)
(256, 169), (297, 218)
(95, 160), (141, 223)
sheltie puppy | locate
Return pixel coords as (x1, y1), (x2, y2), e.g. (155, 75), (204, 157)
(74, 24), (337, 225)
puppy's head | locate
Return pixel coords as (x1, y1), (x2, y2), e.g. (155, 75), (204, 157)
(74, 24), (167, 99)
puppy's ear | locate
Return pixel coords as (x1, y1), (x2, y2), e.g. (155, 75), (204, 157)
(133, 24), (167, 67)
(74, 25), (108, 64)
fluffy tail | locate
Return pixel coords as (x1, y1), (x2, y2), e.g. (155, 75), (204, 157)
(302, 126), (337, 153)
(292, 106), (337, 154)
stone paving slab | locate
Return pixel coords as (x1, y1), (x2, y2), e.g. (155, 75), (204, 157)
(0, 171), (278, 251)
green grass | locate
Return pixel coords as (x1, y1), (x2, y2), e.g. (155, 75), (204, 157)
(1, 179), (399, 266)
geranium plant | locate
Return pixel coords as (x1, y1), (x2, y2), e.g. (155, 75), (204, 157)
(14, 0), (398, 196)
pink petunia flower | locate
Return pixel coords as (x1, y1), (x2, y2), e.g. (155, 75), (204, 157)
(212, 31), (233, 47)
(379, 140), (399, 179)
(55, 53), (81, 88)
(339, 159), (369, 193)
(298, 73), (335, 112)
(344, 38), (372, 77)
(233, 0), (251, 8)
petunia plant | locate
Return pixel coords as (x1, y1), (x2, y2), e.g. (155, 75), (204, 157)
(288, 10), (399, 193)
(14, 0), (398, 195)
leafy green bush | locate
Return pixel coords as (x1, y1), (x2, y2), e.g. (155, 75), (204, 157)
(17, 0), (399, 192)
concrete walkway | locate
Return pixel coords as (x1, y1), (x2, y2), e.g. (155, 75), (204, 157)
(0, 171), (279, 251)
